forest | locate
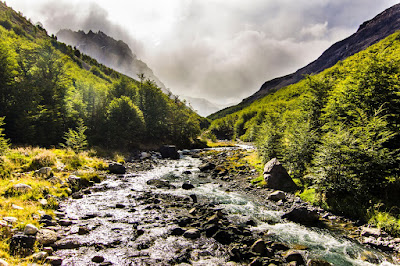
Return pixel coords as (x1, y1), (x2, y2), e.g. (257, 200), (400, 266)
(0, 2), (205, 152)
(208, 32), (400, 234)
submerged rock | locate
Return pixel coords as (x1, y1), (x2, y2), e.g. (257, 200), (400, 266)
(263, 158), (298, 192)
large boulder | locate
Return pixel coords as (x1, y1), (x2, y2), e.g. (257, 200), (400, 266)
(282, 206), (320, 225)
(263, 158), (298, 192)
(160, 145), (180, 159)
(108, 163), (126, 174)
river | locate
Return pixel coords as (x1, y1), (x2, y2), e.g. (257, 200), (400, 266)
(54, 149), (398, 265)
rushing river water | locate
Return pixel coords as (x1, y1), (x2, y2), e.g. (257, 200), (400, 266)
(55, 151), (397, 265)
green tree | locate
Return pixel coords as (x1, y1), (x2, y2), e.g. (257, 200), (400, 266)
(60, 119), (88, 152)
(105, 96), (145, 148)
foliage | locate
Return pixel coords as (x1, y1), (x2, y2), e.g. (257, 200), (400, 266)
(0, 2), (203, 150)
(0, 117), (9, 155)
(209, 32), (400, 223)
(105, 96), (145, 148)
(60, 119), (88, 152)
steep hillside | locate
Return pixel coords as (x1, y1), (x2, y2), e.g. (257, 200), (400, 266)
(209, 3), (400, 120)
(208, 31), (400, 232)
(0, 2), (204, 149)
(56, 29), (168, 93)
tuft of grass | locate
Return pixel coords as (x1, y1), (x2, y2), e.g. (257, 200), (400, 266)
(28, 149), (57, 170)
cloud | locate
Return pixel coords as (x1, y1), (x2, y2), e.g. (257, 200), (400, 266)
(5, 0), (399, 105)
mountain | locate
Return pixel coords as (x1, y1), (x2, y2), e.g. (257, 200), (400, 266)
(56, 29), (168, 93)
(209, 3), (400, 119)
(180, 96), (237, 117)
(0, 2), (204, 149)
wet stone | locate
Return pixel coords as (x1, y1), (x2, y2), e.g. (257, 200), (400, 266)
(183, 228), (201, 239)
(115, 203), (126, 208)
(92, 255), (105, 263)
(45, 256), (63, 266)
(171, 227), (185, 236)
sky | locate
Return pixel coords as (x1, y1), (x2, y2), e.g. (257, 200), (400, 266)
(4, 0), (399, 105)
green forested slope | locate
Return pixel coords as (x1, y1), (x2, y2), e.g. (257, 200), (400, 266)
(209, 32), (400, 232)
(0, 2), (204, 150)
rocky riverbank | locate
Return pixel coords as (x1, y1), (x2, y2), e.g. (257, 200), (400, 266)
(5, 147), (400, 265)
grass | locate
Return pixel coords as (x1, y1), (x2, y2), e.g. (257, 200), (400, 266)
(368, 209), (400, 237)
(0, 146), (107, 265)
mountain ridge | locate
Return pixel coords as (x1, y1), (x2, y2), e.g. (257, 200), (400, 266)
(209, 3), (400, 119)
(57, 29), (169, 93)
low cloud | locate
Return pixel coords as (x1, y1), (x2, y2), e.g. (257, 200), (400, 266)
(6, 0), (399, 105)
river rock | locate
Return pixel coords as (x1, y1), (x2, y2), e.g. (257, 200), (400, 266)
(52, 238), (82, 249)
(108, 162), (126, 174)
(263, 158), (298, 192)
(182, 181), (195, 190)
(361, 226), (381, 237)
(199, 162), (215, 172)
(29, 251), (48, 262)
(0, 259), (8, 266)
(146, 179), (175, 189)
(24, 224), (38, 235)
(282, 206), (319, 225)
(36, 229), (59, 245)
(268, 190), (286, 201)
(250, 239), (266, 255)
(160, 145), (180, 159)
(45, 256), (63, 266)
(183, 228), (201, 239)
(171, 227), (185, 236)
(13, 183), (32, 192)
(307, 259), (332, 265)
(10, 233), (36, 255)
(92, 255), (105, 263)
(43, 246), (54, 254)
(284, 250), (306, 265)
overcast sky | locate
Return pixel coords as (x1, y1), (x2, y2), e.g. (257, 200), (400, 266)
(5, 0), (399, 105)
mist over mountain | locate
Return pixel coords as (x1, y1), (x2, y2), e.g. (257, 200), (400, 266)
(57, 29), (168, 92)
(210, 2), (400, 119)
(243, 3), (400, 104)
(180, 96), (237, 117)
